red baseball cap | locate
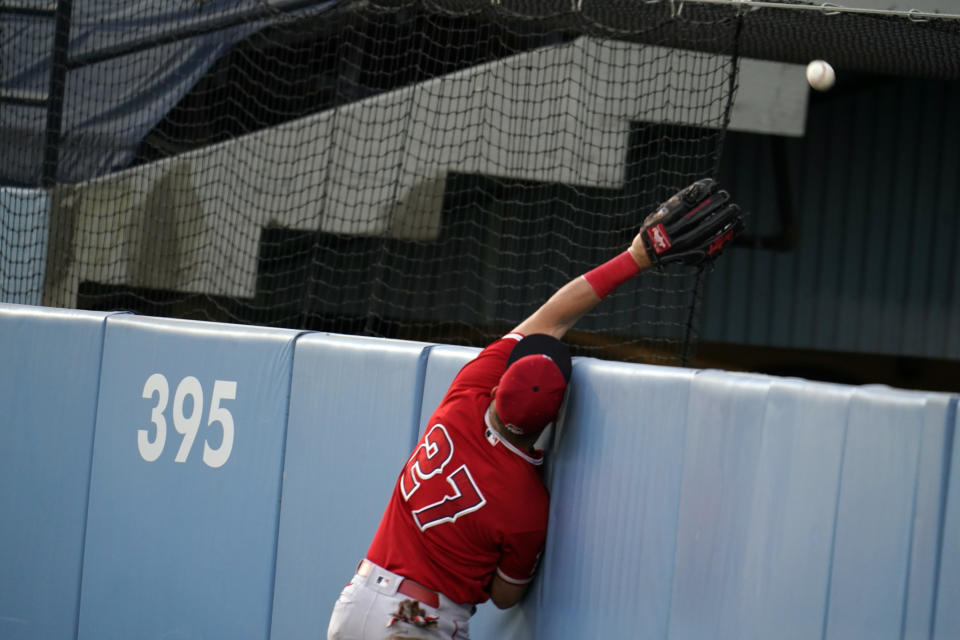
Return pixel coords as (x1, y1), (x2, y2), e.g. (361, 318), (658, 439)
(496, 334), (572, 435)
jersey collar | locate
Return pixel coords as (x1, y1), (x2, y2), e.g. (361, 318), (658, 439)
(484, 406), (543, 465)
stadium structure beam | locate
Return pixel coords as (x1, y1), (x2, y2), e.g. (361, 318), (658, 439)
(42, 0), (72, 187)
(667, 0), (960, 21)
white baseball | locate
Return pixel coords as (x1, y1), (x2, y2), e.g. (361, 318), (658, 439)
(806, 60), (836, 91)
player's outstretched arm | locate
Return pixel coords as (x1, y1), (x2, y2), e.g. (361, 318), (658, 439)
(510, 235), (651, 340)
(511, 178), (743, 340)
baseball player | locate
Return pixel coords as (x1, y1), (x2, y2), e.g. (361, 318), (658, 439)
(327, 179), (742, 639)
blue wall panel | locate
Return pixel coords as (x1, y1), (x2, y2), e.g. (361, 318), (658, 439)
(718, 377), (851, 639)
(538, 360), (695, 640)
(824, 388), (928, 640)
(933, 404), (960, 640)
(270, 334), (430, 640)
(903, 394), (956, 640)
(668, 371), (773, 640)
(0, 304), (115, 640)
(77, 315), (298, 640)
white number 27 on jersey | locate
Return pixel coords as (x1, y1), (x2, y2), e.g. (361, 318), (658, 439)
(400, 424), (486, 531)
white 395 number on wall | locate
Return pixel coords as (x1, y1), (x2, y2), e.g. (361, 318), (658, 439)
(137, 373), (237, 468)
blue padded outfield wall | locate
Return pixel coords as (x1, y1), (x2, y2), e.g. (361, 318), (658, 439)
(1, 301), (958, 640)
(77, 315), (300, 640)
(0, 305), (124, 640)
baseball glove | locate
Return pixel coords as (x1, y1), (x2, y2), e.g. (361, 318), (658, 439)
(640, 178), (744, 267)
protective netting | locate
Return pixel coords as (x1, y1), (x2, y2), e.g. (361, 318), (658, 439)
(1, 0), (746, 364)
(6, 1), (957, 363)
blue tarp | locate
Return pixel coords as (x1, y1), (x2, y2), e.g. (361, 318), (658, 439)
(0, 0), (336, 186)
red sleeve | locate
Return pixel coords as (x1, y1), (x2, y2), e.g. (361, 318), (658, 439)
(444, 333), (523, 396)
(496, 526), (547, 585)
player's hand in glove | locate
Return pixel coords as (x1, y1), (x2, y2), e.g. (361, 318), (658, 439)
(634, 178), (744, 268)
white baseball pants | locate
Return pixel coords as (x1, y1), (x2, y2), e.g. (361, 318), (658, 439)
(327, 561), (474, 640)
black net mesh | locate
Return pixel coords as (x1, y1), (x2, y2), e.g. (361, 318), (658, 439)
(4, 0), (959, 363)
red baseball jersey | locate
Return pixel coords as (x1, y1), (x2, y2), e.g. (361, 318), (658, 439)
(366, 334), (550, 605)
